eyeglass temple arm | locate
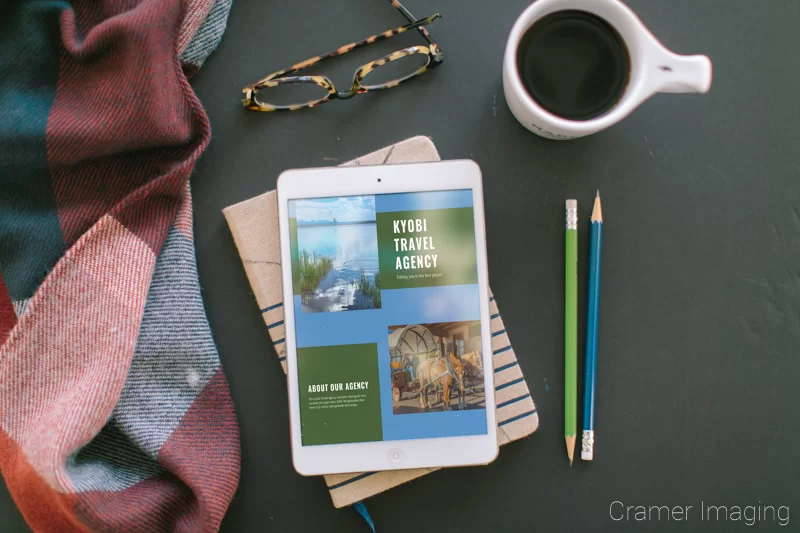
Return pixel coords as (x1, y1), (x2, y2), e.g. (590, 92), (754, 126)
(252, 14), (441, 88)
(388, 0), (435, 46)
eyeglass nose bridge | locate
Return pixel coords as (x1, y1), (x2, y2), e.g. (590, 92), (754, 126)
(335, 74), (369, 100)
(335, 88), (360, 100)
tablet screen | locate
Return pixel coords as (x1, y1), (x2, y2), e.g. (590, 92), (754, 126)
(287, 189), (489, 446)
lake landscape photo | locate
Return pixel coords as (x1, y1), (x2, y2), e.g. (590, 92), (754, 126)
(293, 196), (381, 313)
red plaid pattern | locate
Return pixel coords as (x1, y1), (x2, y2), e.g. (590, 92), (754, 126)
(0, 0), (240, 531)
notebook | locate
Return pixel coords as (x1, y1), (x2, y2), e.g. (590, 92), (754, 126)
(222, 136), (538, 508)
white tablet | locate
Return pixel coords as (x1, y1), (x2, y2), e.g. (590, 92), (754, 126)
(277, 160), (498, 476)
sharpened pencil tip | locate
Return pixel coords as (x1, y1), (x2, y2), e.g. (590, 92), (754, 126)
(565, 435), (576, 464)
(591, 193), (603, 223)
(596, 190), (600, 197)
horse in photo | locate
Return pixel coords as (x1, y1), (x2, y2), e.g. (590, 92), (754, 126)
(461, 350), (482, 386)
(418, 351), (466, 411)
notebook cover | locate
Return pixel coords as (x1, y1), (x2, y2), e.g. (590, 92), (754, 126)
(222, 136), (538, 508)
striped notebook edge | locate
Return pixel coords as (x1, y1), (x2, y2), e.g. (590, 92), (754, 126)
(223, 136), (538, 509)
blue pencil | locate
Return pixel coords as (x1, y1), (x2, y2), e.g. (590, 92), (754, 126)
(582, 191), (603, 461)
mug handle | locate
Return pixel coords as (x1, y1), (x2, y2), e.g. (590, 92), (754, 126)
(651, 50), (713, 94)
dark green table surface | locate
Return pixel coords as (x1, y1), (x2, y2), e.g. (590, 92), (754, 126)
(3, 1), (799, 531)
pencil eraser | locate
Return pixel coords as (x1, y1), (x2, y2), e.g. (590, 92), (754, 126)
(566, 199), (577, 210)
(581, 450), (593, 461)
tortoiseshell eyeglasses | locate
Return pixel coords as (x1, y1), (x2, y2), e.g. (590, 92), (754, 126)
(242, 0), (443, 112)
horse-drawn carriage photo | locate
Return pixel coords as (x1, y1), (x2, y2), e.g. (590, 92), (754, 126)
(388, 321), (485, 415)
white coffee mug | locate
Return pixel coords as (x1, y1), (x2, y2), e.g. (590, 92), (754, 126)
(503, 0), (712, 140)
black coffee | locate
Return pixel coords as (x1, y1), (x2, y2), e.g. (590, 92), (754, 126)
(517, 10), (630, 121)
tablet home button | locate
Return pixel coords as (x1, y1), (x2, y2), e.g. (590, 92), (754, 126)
(388, 449), (403, 464)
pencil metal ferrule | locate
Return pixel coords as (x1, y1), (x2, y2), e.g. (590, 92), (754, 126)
(581, 430), (594, 461)
(566, 204), (578, 230)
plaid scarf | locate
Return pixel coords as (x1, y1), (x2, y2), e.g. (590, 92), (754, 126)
(0, 0), (239, 531)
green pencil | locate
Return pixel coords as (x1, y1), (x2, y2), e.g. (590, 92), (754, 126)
(565, 199), (578, 465)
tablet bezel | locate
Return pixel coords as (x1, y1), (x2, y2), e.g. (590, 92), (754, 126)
(277, 160), (498, 476)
